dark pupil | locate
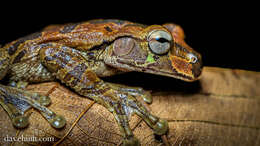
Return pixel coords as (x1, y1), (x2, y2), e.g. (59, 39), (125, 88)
(155, 37), (169, 43)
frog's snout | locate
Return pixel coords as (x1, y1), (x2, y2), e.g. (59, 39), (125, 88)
(190, 52), (202, 78)
(170, 43), (203, 81)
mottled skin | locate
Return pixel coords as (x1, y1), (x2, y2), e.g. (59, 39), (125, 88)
(0, 19), (202, 145)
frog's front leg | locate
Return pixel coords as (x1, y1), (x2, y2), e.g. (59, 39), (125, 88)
(108, 83), (152, 104)
(0, 84), (66, 128)
(40, 43), (168, 146)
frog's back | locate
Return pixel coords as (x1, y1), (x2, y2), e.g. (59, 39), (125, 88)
(3, 19), (134, 63)
(38, 19), (143, 51)
(0, 19), (139, 82)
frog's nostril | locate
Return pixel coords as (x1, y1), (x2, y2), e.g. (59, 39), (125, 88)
(187, 53), (198, 63)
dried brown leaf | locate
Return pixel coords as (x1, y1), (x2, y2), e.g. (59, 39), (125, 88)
(0, 67), (260, 146)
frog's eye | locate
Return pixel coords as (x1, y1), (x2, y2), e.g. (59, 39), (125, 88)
(148, 30), (173, 55)
(113, 37), (135, 56)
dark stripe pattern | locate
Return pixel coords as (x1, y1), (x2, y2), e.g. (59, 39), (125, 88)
(8, 32), (42, 55)
(59, 23), (80, 34)
(63, 63), (88, 87)
(104, 26), (113, 32)
(12, 50), (27, 63)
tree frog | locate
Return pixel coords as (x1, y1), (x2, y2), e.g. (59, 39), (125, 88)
(0, 19), (202, 145)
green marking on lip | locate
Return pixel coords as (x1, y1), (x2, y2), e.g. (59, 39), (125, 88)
(146, 53), (155, 63)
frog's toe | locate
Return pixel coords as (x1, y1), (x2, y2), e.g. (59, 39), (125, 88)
(49, 114), (66, 129)
(12, 115), (29, 128)
(30, 93), (51, 106)
(127, 95), (168, 136)
(142, 91), (152, 104)
(38, 95), (51, 106)
(123, 136), (140, 146)
(8, 81), (28, 89)
(152, 118), (169, 135)
(16, 81), (29, 89)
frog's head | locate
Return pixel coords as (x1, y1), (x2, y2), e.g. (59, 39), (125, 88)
(104, 24), (202, 81)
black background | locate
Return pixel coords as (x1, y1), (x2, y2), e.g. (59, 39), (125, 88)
(0, 2), (259, 71)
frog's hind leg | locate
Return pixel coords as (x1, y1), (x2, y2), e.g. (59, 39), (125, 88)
(0, 47), (10, 80)
(0, 84), (66, 129)
(0, 93), (30, 128)
(8, 81), (52, 107)
(0, 49), (31, 128)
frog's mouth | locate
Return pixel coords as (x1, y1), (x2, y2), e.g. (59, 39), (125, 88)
(113, 52), (202, 82)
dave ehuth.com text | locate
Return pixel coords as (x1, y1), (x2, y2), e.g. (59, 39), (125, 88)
(3, 135), (55, 142)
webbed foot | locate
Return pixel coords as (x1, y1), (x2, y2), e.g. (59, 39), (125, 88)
(0, 84), (66, 129)
(89, 85), (168, 145)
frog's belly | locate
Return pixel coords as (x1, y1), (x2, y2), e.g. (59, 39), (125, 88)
(9, 56), (55, 83)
